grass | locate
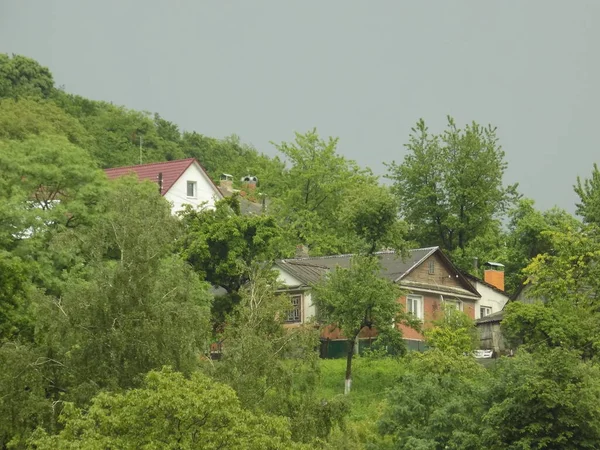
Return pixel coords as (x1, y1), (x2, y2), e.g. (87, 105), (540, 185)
(318, 356), (405, 423)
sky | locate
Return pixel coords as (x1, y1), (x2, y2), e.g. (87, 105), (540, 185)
(1, 1), (599, 213)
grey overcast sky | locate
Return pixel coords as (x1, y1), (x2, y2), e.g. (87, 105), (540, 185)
(1, 1), (599, 212)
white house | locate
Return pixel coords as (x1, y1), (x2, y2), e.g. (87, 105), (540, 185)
(463, 264), (510, 319)
(104, 158), (223, 215)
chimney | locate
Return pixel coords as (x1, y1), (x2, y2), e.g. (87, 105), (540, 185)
(241, 175), (258, 191)
(295, 244), (309, 258)
(157, 172), (163, 194)
(219, 174), (234, 192)
(483, 262), (504, 291)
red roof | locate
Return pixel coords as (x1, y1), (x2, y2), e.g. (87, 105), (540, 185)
(104, 158), (221, 197)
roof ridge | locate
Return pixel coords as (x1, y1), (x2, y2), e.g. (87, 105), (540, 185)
(284, 246), (439, 262)
(104, 157), (196, 172)
(280, 260), (331, 269)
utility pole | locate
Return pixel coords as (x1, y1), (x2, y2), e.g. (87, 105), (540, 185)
(139, 135), (144, 164)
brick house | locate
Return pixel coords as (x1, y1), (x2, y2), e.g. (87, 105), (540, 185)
(273, 246), (486, 353)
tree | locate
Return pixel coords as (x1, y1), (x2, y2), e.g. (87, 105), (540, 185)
(271, 129), (379, 255)
(387, 117), (518, 255)
(482, 348), (600, 449)
(425, 304), (478, 354)
(180, 196), (293, 329)
(210, 265), (347, 444)
(502, 224), (600, 358)
(181, 132), (286, 190)
(29, 368), (310, 450)
(339, 184), (408, 255)
(0, 342), (53, 449)
(313, 256), (409, 394)
(575, 162), (600, 224)
(0, 54), (55, 99)
(0, 252), (29, 341)
(0, 98), (92, 147)
(503, 198), (579, 293)
(378, 349), (488, 450)
(33, 178), (211, 401)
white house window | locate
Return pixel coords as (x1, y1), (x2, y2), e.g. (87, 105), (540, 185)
(428, 260), (435, 274)
(406, 295), (423, 320)
(287, 294), (302, 323)
(186, 181), (197, 198)
(480, 306), (492, 317)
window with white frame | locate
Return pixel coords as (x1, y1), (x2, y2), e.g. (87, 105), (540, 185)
(406, 295), (423, 320)
(186, 181), (197, 198)
(480, 306), (492, 317)
(286, 294), (302, 323)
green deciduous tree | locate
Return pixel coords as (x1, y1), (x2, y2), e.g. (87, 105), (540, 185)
(379, 349), (488, 450)
(34, 178), (211, 401)
(503, 224), (600, 358)
(313, 256), (410, 394)
(387, 117), (518, 255)
(503, 198), (579, 293)
(575, 162), (600, 224)
(482, 348), (600, 449)
(0, 54), (55, 99)
(29, 368), (309, 450)
(339, 184), (408, 255)
(0, 343), (53, 449)
(210, 265), (347, 444)
(425, 304), (478, 355)
(181, 196), (293, 330)
(0, 98), (92, 147)
(272, 129), (379, 255)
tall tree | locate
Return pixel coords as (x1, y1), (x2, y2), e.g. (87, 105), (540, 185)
(575, 162), (600, 224)
(387, 117), (518, 254)
(502, 223), (600, 359)
(34, 178), (211, 400)
(272, 129), (379, 255)
(313, 256), (410, 394)
(210, 265), (347, 444)
(180, 196), (293, 329)
(503, 198), (579, 293)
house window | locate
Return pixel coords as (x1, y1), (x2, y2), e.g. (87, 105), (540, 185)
(186, 181), (197, 198)
(406, 295), (423, 320)
(445, 299), (462, 311)
(480, 306), (492, 317)
(428, 260), (435, 274)
(287, 294), (302, 323)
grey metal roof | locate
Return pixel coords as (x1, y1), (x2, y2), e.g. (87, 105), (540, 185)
(275, 247), (438, 286)
(475, 310), (505, 324)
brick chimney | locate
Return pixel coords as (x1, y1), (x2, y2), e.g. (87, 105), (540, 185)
(483, 262), (504, 291)
(241, 175), (257, 190)
(219, 173), (234, 192)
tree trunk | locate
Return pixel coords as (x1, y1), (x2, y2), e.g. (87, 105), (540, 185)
(345, 334), (359, 394)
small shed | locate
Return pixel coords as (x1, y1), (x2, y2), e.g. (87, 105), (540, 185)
(476, 310), (506, 355)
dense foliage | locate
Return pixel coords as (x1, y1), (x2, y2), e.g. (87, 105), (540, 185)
(3, 52), (600, 449)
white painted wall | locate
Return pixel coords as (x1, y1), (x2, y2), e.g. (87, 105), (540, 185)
(164, 163), (221, 214)
(273, 266), (317, 323)
(473, 281), (509, 319)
